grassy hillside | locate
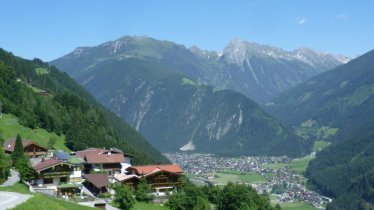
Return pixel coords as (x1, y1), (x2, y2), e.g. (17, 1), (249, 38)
(280, 201), (316, 210)
(0, 114), (69, 151)
(0, 48), (168, 164)
(12, 194), (96, 210)
(131, 202), (168, 210)
(0, 183), (95, 210)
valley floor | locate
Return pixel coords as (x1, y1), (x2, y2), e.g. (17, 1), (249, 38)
(165, 152), (330, 210)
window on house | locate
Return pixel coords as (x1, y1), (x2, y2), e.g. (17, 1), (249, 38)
(60, 177), (68, 183)
(44, 178), (53, 184)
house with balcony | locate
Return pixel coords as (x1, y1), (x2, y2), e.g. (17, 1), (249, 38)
(32, 157), (84, 196)
(3, 138), (48, 157)
(76, 147), (133, 178)
(119, 164), (184, 195)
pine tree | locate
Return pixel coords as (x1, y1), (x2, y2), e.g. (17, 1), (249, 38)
(11, 134), (24, 165)
(0, 147), (11, 183)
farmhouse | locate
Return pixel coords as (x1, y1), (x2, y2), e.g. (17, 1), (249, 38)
(3, 138), (48, 157)
(31, 156), (84, 196)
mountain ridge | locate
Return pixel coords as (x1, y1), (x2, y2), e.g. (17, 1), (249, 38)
(53, 36), (349, 103)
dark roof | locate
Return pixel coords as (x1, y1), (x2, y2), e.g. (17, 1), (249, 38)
(83, 174), (110, 188)
(3, 138), (48, 152)
(33, 158), (64, 172)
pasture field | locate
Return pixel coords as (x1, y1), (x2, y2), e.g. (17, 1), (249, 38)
(0, 114), (70, 151)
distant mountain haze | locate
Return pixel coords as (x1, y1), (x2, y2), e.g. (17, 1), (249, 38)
(52, 36), (349, 104)
(51, 36), (317, 157)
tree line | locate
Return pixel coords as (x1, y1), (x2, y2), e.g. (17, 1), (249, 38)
(111, 177), (281, 210)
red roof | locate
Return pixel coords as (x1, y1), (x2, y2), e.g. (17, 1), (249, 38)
(3, 138), (47, 152)
(33, 158), (64, 172)
(130, 164), (183, 175)
(83, 174), (110, 188)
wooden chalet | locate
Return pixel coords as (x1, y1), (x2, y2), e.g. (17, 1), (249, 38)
(32, 157), (83, 196)
(76, 147), (132, 177)
(3, 138), (48, 157)
(125, 164), (184, 194)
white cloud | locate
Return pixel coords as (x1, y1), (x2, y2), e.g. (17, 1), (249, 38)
(296, 17), (307, 25)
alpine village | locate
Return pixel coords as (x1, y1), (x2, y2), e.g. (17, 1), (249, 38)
(1, 2), (374, 210)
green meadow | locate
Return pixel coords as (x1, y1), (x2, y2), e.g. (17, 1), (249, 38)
(0, 114), (70, 152)
(0, 183), (95, 210)
(280, 201), (317, 210)
(210, 170), (267, 185)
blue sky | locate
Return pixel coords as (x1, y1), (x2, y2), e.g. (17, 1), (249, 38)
(0, 0), (373, 61)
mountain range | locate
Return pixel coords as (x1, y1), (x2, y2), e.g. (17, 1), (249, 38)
(52, 36), (349, 104)
(50, 36), (323, 157)
(190, 38), (349, 102)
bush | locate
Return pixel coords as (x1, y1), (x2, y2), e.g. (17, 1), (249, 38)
(135, 177), (154, 202)
(113, 184), (135, 210)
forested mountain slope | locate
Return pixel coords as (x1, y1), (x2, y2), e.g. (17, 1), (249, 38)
(0, 48), (168, 164)
(267, 50), (374, 210)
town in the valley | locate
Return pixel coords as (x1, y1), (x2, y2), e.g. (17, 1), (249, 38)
(165, 152), (332, 210)
(1, 135), (332, 209)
